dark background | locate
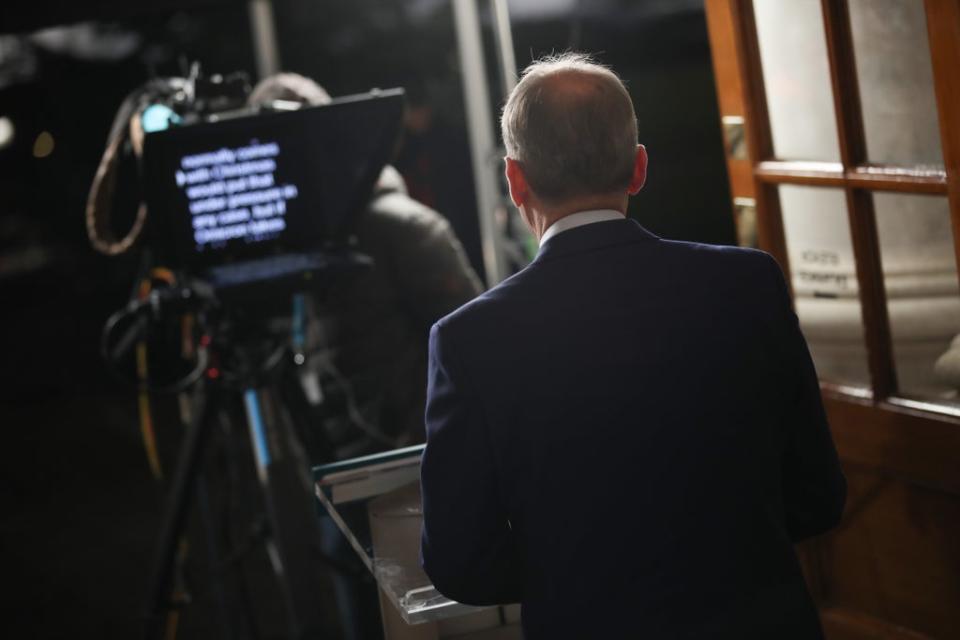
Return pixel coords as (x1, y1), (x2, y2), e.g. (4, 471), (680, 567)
(0, 1), (733, 637)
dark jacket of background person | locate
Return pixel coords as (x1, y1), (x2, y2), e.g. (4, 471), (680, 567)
(246, 73), (483, 461)
(419, 217), (846, 639)
(303, 165), (482, 461)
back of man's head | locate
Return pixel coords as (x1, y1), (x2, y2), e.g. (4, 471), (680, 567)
(248, 72), (332, 107)
(500, 52), (638, 204)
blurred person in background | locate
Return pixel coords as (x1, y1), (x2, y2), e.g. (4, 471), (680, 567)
(248, 72), (482, 639)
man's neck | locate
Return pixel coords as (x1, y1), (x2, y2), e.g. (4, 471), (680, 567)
(539, 209), (626, 246)
(525, 194), (629, 240)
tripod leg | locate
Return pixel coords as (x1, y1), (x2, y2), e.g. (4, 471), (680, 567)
(145, 385), (217, 640)
(244, 387), (330, 639)
(196, 471), (240, 640)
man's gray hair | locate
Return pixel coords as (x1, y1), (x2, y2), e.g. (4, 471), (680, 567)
(500, 52), (638, 202)
(248, 72), (332, 107)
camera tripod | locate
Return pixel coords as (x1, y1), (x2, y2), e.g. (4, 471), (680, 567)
(143, 305), (333, 640)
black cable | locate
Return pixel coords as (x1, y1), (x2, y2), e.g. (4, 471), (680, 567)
(303, 347), (400, 449)
(100, 286), (212, 394)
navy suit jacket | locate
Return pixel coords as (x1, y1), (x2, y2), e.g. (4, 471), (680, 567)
(420, 218), (846, 639)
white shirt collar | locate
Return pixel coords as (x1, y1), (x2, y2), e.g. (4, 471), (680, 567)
(539, 209), (626, 246)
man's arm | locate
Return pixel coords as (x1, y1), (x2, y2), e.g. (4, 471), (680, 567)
(765, 254), (847, 542)
(419, 322), (522, 605)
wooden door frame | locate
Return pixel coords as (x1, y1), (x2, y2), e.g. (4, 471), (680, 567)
(704, 1), (960, 637)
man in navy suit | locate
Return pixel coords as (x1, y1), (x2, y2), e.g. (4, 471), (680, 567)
(419, 52), (846, 639)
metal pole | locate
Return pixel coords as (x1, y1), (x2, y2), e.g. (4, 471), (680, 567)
(248, 0), (281, 81)
(491, 0), (518, 98)
(489, 0), (536, 264)
(452, 0), (506, 285)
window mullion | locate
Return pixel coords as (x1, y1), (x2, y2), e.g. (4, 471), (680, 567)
(731, 0), (792, 289)
(821, 0), (898, 398)
(925, 0), (960, 282)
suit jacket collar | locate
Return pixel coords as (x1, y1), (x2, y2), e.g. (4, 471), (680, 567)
(532, 217), (659, 265)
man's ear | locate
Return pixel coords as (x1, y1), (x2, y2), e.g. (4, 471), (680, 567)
(504, 157), (530, 208)
(627, 144), (648, 195)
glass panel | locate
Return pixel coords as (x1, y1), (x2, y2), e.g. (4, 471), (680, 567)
(780, 185), (870, 386)
(313, 445), (504, 626)
(850, 0), (943, 165)
(754, 0), (841, 161)
(849, 0), (943, 167)
(874, 194), (960, 404)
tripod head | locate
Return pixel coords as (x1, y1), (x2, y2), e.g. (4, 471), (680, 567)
(99, 273), (323, 394)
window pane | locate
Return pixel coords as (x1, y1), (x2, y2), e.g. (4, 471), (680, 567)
(875, 193), (960, 403)
(849, 0), (943, 167)
(780, 185), (869, 386)
(754, 0), (840, 161)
